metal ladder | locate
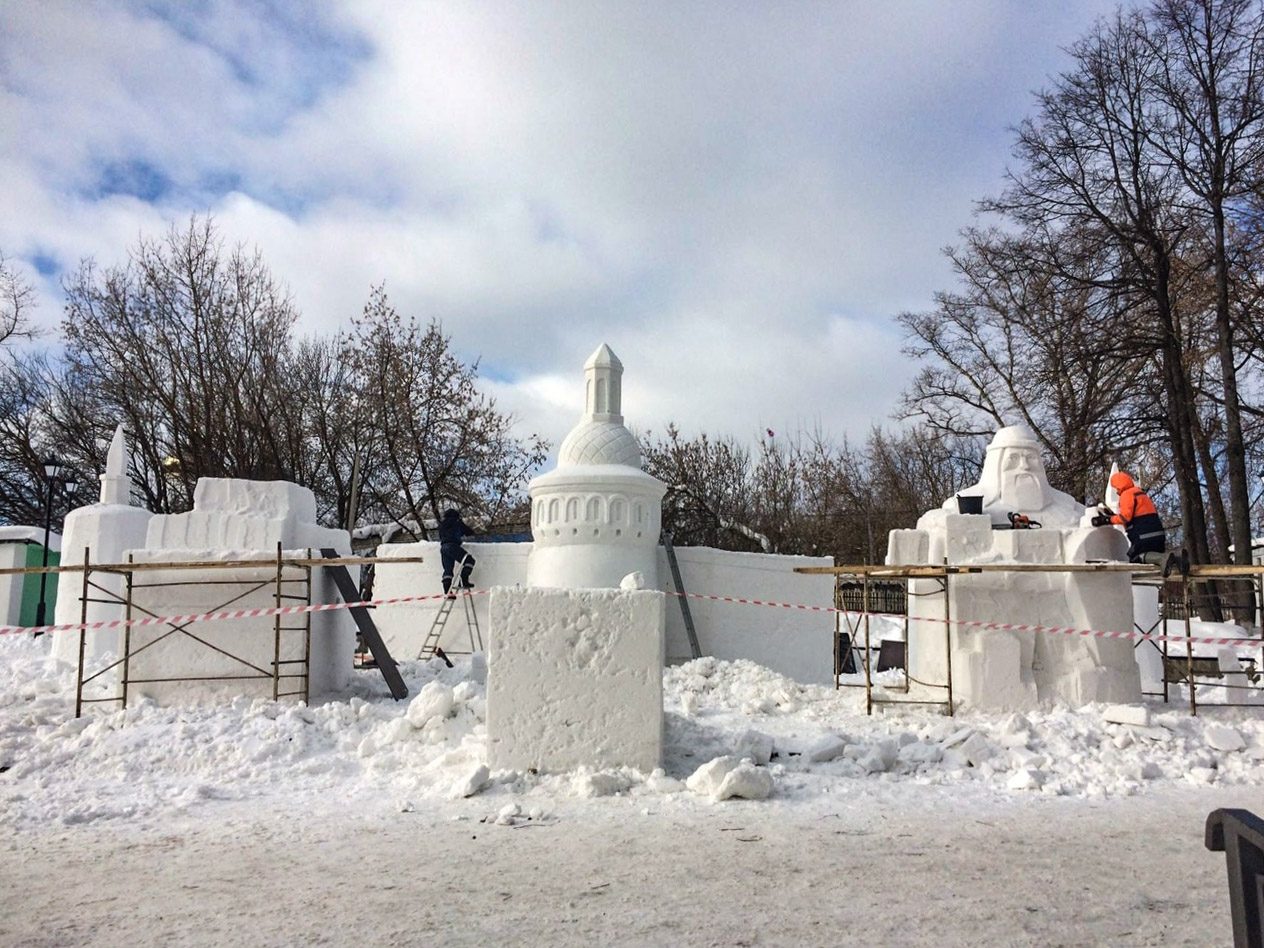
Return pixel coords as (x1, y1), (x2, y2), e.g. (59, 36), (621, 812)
(419, 560), (483, 660)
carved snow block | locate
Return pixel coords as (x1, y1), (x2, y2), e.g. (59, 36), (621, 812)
(486, 586), (664, 773)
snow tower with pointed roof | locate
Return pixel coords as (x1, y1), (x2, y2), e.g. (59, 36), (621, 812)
(527, 344), (666, 588)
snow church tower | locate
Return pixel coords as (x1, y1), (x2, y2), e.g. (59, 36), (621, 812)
(527, 344), (666, 589)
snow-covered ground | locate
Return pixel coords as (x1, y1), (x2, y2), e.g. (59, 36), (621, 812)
(2, 629), (1261, 946)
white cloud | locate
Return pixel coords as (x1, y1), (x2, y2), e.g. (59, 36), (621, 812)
(0, 0), (1120, 458)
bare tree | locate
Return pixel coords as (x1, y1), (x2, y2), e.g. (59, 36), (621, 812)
(58, 216), (307, 513)
(1146, 0), (1264, 565)
(641, 424), (979, 563)
(0, 251), (38, 350)
(898, 225), (1155, 502)
(339, 286), (547, 533)
(978, 8), (1218, 562)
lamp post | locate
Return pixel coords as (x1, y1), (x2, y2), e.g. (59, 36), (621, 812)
(33, 457), (64, 631)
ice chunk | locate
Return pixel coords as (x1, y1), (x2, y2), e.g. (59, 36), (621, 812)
(1205, 724), (1246, 752)
(407, 682), (454, 728)
(733, 729), (774, 766)
(897, 741), (944, 766)
(713, 760), (774, 802)
(959, 732), (996, 767)
(686, 756), (738, 797)
(1103, 704), (1150, 727)
(805, 734), (849, 763)
(1007, 768), (1045, 790)
(450, 764), (490, 799)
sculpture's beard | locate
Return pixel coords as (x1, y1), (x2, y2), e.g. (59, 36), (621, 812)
(1003, 473), (1044, 511)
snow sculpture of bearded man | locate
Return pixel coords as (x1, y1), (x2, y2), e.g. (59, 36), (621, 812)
(886, 425), (1140, 711)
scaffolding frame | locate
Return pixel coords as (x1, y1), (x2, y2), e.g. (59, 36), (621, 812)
(15, 549), (427, 717)
(799, 562), (1155, 716)
(71, 544), (315, 716)
(1134, 567), (1264, 715)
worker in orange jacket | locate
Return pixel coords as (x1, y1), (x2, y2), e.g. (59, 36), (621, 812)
(1107, 472), (1165, 562)
(1101, 471), (1188, 575)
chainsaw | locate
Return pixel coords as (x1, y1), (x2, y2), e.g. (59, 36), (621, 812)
(992, 511), (1043, 530)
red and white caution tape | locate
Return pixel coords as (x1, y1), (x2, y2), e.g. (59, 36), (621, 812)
(0, 590), (488, 638)
(663, 589), (1263, 650)
(3, 584), (1259, 651)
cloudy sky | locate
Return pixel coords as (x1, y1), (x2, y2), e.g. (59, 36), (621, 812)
(0, 0), (1117, 460)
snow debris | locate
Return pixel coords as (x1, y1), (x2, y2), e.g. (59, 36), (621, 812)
(3, 635), (1264, 831)
(686, 755), (741, 798)
(804, 734), (849, 763)
(645, 768), (686, 793)
(407, 681), (455, 728)
(450, 764), (490, 799)
(571, 769), (633, 798)
(733, 729), (774, 765)
(713, 760), (774, 802)
(685, 755), (775, 802)
(495, 802), (521, 825)
(1007, 768), (1045, 791)
(1103, 704), (1150, 727)
(1204, 724), (1246, 752)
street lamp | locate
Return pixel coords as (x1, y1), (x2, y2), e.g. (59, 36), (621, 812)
(33, 457), (64, 631)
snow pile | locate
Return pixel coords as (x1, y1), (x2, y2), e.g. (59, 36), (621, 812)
(3, 634), (1264, 831)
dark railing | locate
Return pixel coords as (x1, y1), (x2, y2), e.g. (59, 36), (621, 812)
(1206, 808), (1264, 947)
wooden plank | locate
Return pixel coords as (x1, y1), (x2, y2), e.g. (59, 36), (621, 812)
(0, 555), (424, 577)
(320, 549), (408, 701)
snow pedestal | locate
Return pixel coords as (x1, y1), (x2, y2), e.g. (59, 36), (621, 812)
(486, 586), (665, 773)
(888, 515), (1141, 711)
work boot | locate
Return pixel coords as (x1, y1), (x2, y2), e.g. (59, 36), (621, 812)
(1161, 551), (1177, 578)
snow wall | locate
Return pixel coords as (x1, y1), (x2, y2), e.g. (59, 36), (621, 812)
(372, 541), (835, 684)
(486, 586), (664, 772)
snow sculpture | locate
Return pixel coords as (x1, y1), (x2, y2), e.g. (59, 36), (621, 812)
(51, 426), (154, 677)
(128, 478), (355, 702)
(949, 424), (1083, 528)
(487, 345), (666, 772)
(887, 425), (1141, 710)
(526, 344), (667, 589)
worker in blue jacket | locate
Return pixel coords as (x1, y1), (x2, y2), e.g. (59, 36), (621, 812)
(438, 508), (476, 597)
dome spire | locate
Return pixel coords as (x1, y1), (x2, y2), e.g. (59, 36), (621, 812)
(583, 344), (623, 424)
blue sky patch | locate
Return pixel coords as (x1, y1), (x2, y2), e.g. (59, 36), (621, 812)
(90, 158), (173, 202)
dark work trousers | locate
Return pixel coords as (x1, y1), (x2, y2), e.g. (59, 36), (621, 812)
(1126, 528), (1166, 563)
(441, 543), (475, 592)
